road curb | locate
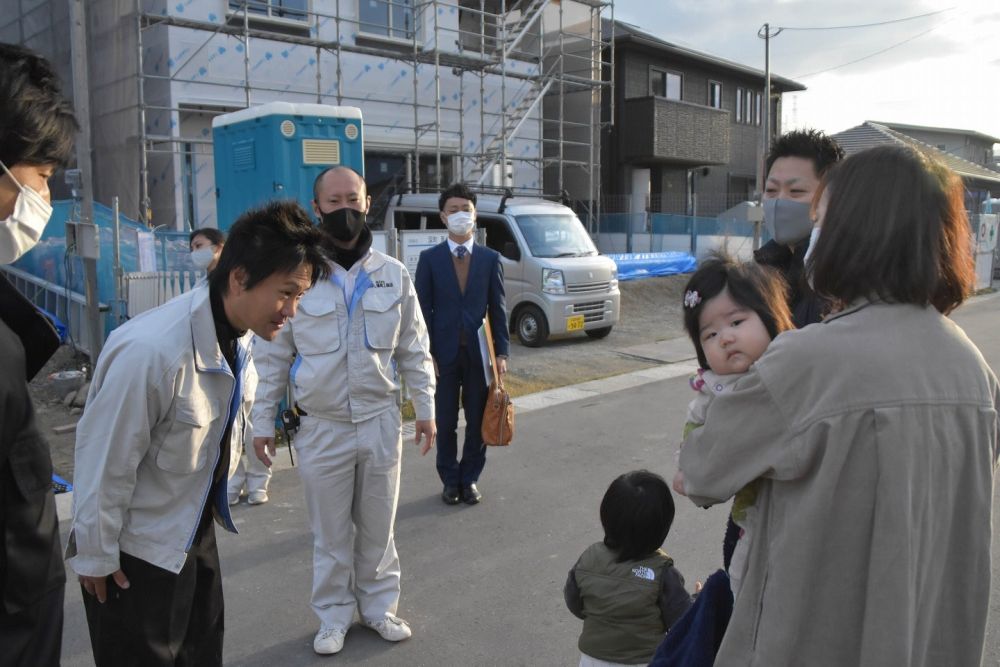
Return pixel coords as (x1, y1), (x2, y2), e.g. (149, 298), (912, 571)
(55, 356), (699, 522)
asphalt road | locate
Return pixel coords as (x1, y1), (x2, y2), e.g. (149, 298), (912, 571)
(58, 291), (1000, 666)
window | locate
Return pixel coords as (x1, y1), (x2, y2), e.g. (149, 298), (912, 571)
(359, 0), (415, 40)
(228, 0), (308, 21)
(735, 87), (761, 125)
(708, 81), (722, 109)
(650, 68), (681, 100)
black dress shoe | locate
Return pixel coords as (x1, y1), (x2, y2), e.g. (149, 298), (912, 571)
(442, 485), (460, 505)
(462, 483), (483, 505)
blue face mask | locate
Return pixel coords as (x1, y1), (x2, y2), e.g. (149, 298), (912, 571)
(763, 198), (813, 246)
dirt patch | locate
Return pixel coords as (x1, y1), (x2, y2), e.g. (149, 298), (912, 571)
(30, 273), (692, 481)
(28, 346), (90, 482)
(504, 273), (689, 395)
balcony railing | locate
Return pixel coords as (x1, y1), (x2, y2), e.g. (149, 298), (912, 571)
(618, 96), (731, 165)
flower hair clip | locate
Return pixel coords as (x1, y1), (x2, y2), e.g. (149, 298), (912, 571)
(683, 290), (701, 308)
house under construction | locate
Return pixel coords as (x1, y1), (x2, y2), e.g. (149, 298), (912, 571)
(2, 0), (611, 230)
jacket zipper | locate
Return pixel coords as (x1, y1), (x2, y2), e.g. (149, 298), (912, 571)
(184, 348), (242, 552)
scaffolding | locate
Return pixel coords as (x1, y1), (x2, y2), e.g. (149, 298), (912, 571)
(125, 0), (612, 228)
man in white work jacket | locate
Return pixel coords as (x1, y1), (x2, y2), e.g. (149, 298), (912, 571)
(67, 201), (329, 666)
(252, 166), (436, 656)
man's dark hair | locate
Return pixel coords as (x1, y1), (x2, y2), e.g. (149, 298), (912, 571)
(810, 145), (973, 315)
(600, 470), (675, 563)
(189, 227), (225, 249)
(209, 200), (330, 295)
(438, 183), (477, 212)
(683, 252), (794, 370)
(312, 165), (367, 202)
(0, 43), (78, 167)
(765, 129), (844, 179)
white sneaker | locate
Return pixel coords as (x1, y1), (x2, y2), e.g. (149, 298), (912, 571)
(228, 494), (240, 506)
(248, 490), (269, 505)
(364, 614), (412, 642)
(313, 626), (347, 655)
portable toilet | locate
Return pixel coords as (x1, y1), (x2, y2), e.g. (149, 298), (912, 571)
(212, 102), (364, 230)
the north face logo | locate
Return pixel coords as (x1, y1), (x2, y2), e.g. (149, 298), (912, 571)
(631, 565), (655, 581)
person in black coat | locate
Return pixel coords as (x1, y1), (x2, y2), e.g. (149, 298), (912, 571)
(754, 129), (844, 328)
(0, 43), (78, 667)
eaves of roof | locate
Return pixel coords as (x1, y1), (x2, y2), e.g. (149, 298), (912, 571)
(869, 120), (1000, 146)
(832, 122), (1000, 186)
(608, 21), (805, 93)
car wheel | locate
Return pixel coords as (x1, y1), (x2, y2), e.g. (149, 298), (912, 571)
(515, 305), (549, 347)
(584, 326), (613, 340)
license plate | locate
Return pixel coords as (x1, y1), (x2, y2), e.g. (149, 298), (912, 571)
(566, 315), (585, 331)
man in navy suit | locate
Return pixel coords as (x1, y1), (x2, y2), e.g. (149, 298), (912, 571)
(415, 183), (509, 505)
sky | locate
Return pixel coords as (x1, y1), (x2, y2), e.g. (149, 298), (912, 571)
(611, 0), (1000, 144)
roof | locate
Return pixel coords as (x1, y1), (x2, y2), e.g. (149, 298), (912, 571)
(390, 193), (572, 214)
(868, 121), (1000, 146)
(832, 122), (1000, 186)
(606, 20), (805, 93)
(212, 102), (363, 128)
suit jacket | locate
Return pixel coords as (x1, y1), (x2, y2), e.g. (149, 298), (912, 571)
(415, 241), (509, 369)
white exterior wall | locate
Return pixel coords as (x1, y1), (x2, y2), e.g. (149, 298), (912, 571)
(136, 0), (543, 229)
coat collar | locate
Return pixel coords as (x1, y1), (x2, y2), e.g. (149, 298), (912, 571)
(188, 286), (251, 373)
(822, 297), (876, 324)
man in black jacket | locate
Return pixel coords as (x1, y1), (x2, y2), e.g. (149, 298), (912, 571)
(755, 129), (844, 327)
(0, 43), (78, 667)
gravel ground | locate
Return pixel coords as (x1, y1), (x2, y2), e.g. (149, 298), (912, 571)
(31, 274), (691, 481)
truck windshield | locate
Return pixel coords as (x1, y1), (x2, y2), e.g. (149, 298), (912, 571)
(513, 214), (597, 258)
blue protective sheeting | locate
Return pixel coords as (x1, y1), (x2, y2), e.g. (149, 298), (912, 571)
(38, 307), (68, 343)
(606, 251), (697, 281)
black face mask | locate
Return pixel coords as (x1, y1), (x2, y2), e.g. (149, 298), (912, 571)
(320, 207), (367, 242)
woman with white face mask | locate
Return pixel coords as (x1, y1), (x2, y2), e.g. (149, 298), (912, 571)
(189, 227), (226, 275)
(0, 42), (78, 667)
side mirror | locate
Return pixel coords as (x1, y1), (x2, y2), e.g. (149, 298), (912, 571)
(501, 241), (521, 262)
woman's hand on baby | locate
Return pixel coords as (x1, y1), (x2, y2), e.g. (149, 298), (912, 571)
(672, 470), (687, 496)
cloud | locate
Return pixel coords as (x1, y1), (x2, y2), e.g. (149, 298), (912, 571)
(613, 0), (973, 79)
(612, 0), (1000, 138)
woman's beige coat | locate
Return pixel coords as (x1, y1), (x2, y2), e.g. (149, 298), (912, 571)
(680, 300), (999, 667)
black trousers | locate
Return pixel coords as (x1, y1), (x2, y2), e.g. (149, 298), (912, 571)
(0, 584), (64, 667)
(82, 510), (224, 667)
(435, 345), (489, 487)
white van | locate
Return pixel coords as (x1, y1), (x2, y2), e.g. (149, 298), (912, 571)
(385, 193), (620, 347)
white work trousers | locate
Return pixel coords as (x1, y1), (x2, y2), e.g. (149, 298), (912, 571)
(227, 439), (273, 498)
(293, 409), (403, 629)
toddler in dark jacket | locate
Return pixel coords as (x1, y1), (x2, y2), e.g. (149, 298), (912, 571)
(564, 470), (693, 667)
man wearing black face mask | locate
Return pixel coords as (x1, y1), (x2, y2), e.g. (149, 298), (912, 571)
(755, 129), (843, 328)
(251, 166), (437, 656)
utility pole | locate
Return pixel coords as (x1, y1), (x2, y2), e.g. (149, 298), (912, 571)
(69, 0), (103, 364)
(756, 23), (782, 198)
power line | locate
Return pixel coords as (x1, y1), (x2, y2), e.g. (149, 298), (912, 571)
(777, 7), (954, 31)
(792, 14), (956, 79)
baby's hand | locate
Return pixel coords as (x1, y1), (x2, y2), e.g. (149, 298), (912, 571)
(672, 470), (687, 496)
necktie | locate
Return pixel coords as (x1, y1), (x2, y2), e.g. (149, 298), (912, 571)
(455, 245), (467, 260)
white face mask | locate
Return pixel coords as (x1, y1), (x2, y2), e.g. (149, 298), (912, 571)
(0, 161), (54, 264)
(190, 246), (216, 270)
(446, 211), (475, 237)
(803, 225), (821, 266)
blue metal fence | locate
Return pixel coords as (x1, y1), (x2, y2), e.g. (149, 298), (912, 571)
(10, 200), (196, 335)
(596, 212), (763, 257)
